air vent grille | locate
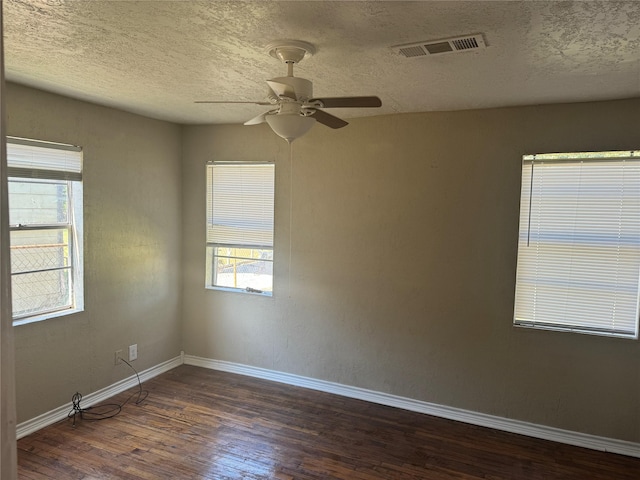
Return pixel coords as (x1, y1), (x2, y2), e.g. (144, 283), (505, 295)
(393, 34), (486, 58)
(451, 37), (479, 50)
(399, 45), (427, 58)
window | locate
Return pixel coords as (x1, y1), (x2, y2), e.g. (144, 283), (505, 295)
(7, 138), (84, 324)
(513, 150), (640, 338)
(205, 162), (274, 295)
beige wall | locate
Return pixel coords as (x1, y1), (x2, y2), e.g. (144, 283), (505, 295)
(6, 82), (639, 444)
(182, 98), (640, 443)
(7, 83), (183, 422)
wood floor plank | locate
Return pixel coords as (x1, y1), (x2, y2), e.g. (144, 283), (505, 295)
(17, 365), (640, 479)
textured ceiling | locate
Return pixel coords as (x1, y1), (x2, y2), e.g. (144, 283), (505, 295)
(4, 1), (640, 125)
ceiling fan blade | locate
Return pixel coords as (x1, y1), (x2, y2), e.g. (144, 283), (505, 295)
(266, 80), (297, 100)
(195, 100), (273, 105)
(309, 109), (349, 129)
(308, 96), (382, 108)
(244, 111), (275, 125)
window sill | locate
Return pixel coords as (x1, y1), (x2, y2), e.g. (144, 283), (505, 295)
(514, 322), (638, 340)
(205, 285), (273, 297)
(13, 307), (84, 327)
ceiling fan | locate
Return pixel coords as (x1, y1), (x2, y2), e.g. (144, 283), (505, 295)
(196, 40), (382, 143)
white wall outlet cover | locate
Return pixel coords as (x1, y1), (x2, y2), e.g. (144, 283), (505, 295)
(129, 344), (138, 361)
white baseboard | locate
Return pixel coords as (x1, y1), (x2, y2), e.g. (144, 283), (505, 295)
(16, 355), (183, 439)
(184, 355), (640, 459)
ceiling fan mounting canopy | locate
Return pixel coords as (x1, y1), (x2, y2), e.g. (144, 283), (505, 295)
(265, 40), (316, 65)
(196, 40), (382, 142)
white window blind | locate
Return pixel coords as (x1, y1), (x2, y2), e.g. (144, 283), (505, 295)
(206, 162), (274, 248)
(7, 137), (82, 181)
(7, 137), (84, 323)
(514, 151), (640, 338)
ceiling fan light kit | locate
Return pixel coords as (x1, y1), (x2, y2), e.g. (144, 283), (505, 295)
(197, 40), (382, 143)
(266, 113), (316, 143)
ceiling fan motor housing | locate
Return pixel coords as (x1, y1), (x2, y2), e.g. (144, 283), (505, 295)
(267, 76), (313, 102)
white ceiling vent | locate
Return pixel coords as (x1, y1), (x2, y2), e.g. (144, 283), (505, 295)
(393, 34), (486, 58)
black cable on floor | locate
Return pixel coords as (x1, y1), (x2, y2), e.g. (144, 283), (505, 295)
(67, 357), (149, 427)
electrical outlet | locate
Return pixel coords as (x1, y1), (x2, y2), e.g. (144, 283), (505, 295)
(129, 344), (138, 362)
(114, 350), (123, 365)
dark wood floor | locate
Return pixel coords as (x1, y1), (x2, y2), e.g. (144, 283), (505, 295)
(17, 365), (640, 479)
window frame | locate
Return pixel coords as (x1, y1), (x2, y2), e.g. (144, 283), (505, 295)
(205, 161), (275, 296)
(513, 150), (640, 339)
(7, 137), (84, 325)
